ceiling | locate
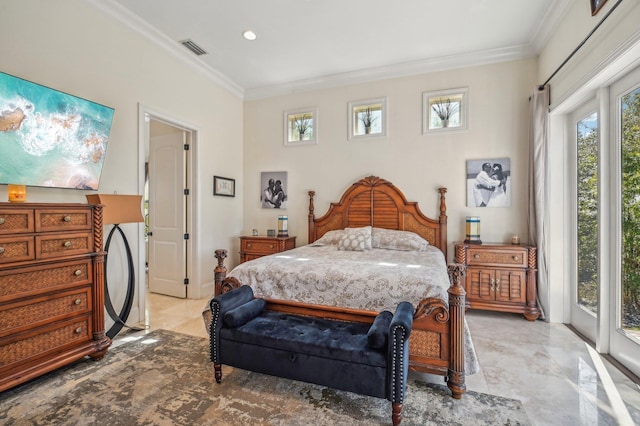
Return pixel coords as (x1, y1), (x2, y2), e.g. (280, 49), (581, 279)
(91, 0), (573, 99)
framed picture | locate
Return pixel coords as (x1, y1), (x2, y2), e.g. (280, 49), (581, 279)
(466, 158), (511, 207)
(590, 0), (608, 15)
(284, 108), (317, 146)
(422, 87), (468, 133)
(260, 171), (288, 209)
(348, 97), (387, 140)
(213, 176), (235, 197)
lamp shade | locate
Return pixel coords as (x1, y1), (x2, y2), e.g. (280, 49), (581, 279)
(86, 194), (144, 225)
(464, 216), (481, 244)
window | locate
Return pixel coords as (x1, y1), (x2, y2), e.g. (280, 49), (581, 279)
(348, 98), (386, 140)
(284, 108), (317, 146)
(422, 88), (468, 133)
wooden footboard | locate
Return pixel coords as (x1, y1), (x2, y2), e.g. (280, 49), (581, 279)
(213, 250), (467, 398)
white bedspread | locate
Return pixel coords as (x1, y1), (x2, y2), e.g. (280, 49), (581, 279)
(226, 244), (450, 311)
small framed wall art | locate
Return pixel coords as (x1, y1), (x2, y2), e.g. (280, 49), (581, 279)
(260, 171), (288, 209)
(466, 158), (511, 207)
(284, 108), (317, 146)
(213, 176), (235, 197)
(590, 0), (608, 15)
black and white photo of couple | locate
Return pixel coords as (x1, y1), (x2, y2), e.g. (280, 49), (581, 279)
(466, 158), (511, 207)
(260, 171), (288, 209)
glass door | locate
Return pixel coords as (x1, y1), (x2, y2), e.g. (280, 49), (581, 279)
(571, 102), (599, 342)
(611, 68), (640, 377)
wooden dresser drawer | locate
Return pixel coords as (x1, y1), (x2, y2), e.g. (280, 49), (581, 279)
(0, 288), (91, 336)
(0, 316), (92, 369)
(0, 259), (92, 301)
(466, 247), (528, 268)
(0, 235), (35, 264)
(35, 232), (93, 259)
(0, 209), (34, 235)
(35, 209), (92, 233)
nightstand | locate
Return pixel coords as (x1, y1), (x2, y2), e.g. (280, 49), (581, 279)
(454, 242), (540, 321)
(239, 235), (296, 263)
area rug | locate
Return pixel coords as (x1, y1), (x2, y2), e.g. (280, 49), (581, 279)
(0, 329), (531, 425)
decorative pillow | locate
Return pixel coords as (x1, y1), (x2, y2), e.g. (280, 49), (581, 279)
(313, 229), (345, 246)
(337, 226), (372, 251)
(223, 298), (266, 327)
(367, 310), (393, 348)
(371, 227), (430, 251)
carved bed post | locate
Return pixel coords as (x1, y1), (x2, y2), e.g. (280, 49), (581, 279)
(308, 190), (316, 243)
(438, 187), (448, 260)
(446, 263), (466, 399)
(214, 249), (228, 296)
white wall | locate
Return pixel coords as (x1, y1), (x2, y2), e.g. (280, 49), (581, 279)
(243, 58), (537, 266)
(0, 0), (244, 321)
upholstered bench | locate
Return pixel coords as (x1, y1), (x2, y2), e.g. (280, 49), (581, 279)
(209, 285), (414, 426)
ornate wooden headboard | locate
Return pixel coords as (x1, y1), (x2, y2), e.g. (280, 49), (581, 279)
(308, 176), (448, 258)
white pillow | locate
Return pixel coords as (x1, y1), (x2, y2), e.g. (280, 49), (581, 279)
(313, 229), (345, 245)
(337, 226), (372, 251)
(371, 228), (429, 251)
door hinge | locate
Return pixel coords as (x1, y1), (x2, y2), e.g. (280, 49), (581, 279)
(184, 278), (189, 285)
(184, 233), (189, 240)
(183, 188), (189, 195)
(184, 144), (190, 151)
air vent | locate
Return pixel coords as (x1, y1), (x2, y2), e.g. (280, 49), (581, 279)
(179, 39), (207, 56)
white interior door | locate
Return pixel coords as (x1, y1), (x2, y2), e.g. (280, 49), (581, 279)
(148, 130), (187, 298)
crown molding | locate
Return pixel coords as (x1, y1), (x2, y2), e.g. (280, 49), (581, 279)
(529, 0), (574, 53)
(86, 0), (244, 99)
(244, 44), (537, 101)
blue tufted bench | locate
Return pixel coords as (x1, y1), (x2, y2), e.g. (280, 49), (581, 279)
(210, 285), (414, 426)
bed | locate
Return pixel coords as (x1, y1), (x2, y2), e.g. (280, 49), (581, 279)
(205, 176), (478, 398)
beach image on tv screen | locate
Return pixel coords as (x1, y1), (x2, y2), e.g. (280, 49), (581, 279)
(0, 72), (114, 190)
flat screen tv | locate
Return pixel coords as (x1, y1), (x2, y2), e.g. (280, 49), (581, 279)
(0, 71), (114, 190)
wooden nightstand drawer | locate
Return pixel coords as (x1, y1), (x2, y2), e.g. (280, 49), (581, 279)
(466, 247), (528, 268)
(0, 209), (34, 235)
(36, 232), (93, 259)
(239, 236), (296, 263)
(35, 209), (92, 233)
(0, 236), (35, 264)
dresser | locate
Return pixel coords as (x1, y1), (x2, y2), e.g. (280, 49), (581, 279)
(454, 242), (540, 321)
(239, 235), (296, 263)
(0, 203), (110, 392)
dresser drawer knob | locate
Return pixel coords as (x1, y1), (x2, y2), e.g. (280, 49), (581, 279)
(74, 327), (83, 334)
(247, 243), (252, 248)
(0, 218), (4, 225)
(74, 269), (82, 276)
(0, 247), (4, 255)
(512, 255), (520, 261)
(64, 241), (72, 248)
(74, 298), (82, 305)
(63, 216), (72, 222)
(270, 245), (274, 249)
(474, 254), (480, 259)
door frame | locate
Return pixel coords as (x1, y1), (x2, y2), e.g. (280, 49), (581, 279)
(137, 103), (199, 314)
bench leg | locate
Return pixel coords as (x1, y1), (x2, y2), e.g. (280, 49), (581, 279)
(214, 363), (222, 383)
(392, 402), (402, 426)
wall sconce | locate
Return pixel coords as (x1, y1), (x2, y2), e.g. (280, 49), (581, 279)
(7, 184), (27, 203)
(278, 215), (288, 237)
(86, 194), (144, 338)
(464, 216), (482, 244)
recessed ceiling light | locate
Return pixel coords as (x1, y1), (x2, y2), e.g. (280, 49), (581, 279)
(242, 30), (257, 41)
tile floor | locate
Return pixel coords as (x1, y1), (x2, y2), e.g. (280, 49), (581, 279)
(117, 291), (640, 426)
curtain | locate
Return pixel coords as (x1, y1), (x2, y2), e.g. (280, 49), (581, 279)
(528, 85), (550, 320)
